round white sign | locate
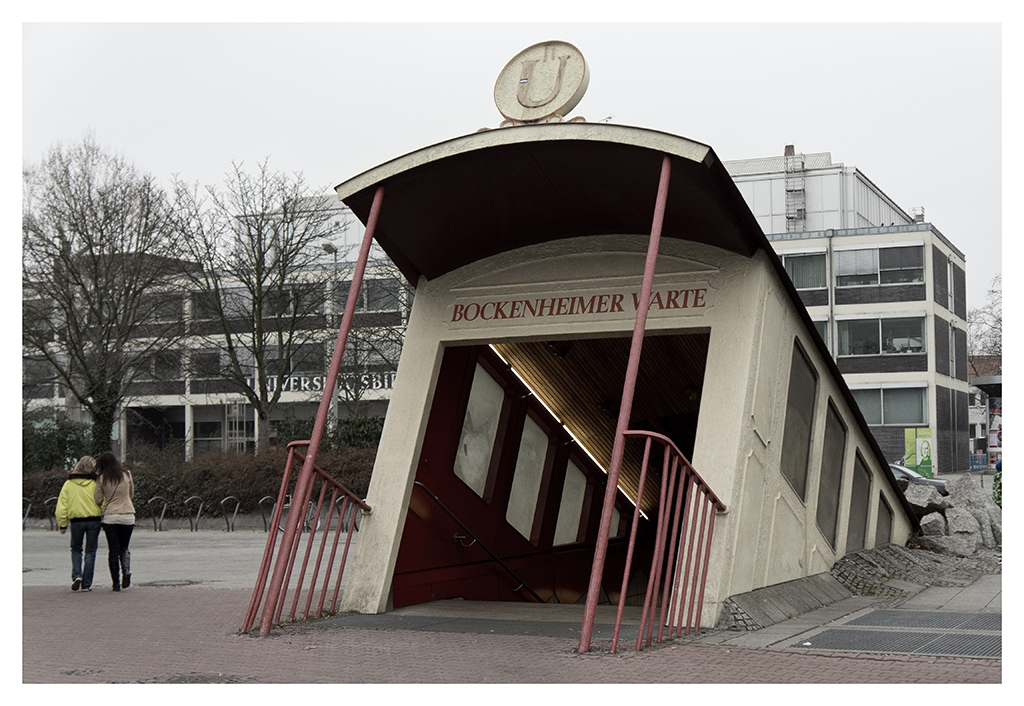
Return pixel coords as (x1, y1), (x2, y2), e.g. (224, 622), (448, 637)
(494, 41), (589, 124)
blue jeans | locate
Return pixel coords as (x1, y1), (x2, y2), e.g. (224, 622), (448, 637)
(69, 518), (102, 589)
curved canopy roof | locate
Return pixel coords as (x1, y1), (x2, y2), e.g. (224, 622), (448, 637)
(334, 121), (917, 526)
(335, 122), (765, 284)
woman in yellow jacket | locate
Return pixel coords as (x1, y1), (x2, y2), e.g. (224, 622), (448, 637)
(94, 451), (136, 591)
(55, 456), (103, 591)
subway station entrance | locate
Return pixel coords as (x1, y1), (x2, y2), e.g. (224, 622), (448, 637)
(394, 331), (709, 608)
(245, 43), (916, 652)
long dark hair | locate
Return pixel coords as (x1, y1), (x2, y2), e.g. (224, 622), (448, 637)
(95, 451), (127, 486)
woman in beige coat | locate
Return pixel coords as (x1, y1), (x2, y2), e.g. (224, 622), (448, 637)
(93, 451), (135, 591)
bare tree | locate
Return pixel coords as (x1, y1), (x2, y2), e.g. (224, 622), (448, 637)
(968, 273), (1002, 373)
(331, 264), (413, 418)
(23, 136), (187, 455)
(172, 161), (350, 449)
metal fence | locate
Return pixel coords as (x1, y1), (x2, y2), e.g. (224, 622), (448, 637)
(242, 440), (371, 635)
(584, 431), (726, 654)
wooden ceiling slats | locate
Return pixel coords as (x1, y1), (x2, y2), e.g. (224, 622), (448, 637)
(493, 332), (710, 514)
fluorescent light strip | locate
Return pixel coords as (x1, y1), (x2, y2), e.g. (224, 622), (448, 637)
(489, 344), (644, 514)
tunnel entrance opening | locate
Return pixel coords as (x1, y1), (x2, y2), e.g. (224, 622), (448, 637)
(392, 331), (710, 608)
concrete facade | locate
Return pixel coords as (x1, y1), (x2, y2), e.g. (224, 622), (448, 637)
(333, 123), (914, 626)
(725, 149), (971, 475)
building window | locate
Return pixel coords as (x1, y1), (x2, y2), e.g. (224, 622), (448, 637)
(837, 317), (925, 356)
(876, 494), (893, 546)
(882, 317), (925, 354)
(266, 284), (323, 317)
(815, 402), (847, 550)
(836, 246), (924, 287)
(136, 350), (182, 380)
(846, 454), (872, 551)
(783, 253), (827, 289)
(780, 342), (818, 500)
(835, 249), (878, 287)
(506, 412), (550, 542)
(190, 349), (222, 379)
(553, 459), (588, 546)
(193, 420), (223, 454)
(334, 277), (403, 313)
(140, 292), (183, 322)
(813, 320), (829, 350)
(453, 363), (505, 498)
(879, 246), (924, 284)
(850, 387), (927, 425)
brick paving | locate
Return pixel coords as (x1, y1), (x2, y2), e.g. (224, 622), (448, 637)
(22, 584), (1001, 684)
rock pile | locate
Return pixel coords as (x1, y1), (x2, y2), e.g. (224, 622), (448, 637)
(900, 474), (1002, 558)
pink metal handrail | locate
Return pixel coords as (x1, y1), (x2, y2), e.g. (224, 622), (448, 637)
(579, 153), (726, 653)
(616, 430), (724, 653)
(244, 185), (385, 635)
(242, 441), (371, 634)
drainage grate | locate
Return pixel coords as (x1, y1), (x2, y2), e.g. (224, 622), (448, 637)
(918, 632), (1002, 658)
(792, 629), (1001, 659)
(794, 629), (935, 654)
(846, 609), (1001, 631)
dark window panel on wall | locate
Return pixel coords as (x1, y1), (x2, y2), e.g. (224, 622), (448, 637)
(953, 264), (967, 320)
(815, 402), (847, 549)
(932, 245), (948, 310)
(875, 494), (893, 546)
(797, 289), (829, 307)
(955, 389), (970, 471)
(936, 385), (952, 474)
(870, 426), (912, 463)
(835, 284), (926, 306)
(780, 342), (819, 501)
(846, 454), (872, 552)
(837, 355), (928, 375)
(879, 245), (924, 284)
(933, 317), (950, 377)
(954, 327), (968, 381)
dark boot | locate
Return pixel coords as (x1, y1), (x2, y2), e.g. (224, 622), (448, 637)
(111, 566), (120, 591)
(121, 549), (131, 588)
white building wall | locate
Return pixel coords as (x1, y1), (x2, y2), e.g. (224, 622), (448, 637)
(340, 234), (913, 623)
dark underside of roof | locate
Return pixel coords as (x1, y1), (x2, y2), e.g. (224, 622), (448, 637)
(340, 137), (760, 284)
(336, 126), (918, 528)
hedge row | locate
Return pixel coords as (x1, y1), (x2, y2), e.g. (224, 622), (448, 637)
(23, 445), (375, 520)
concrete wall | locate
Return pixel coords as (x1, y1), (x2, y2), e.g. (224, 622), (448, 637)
(340, 234), (913, 622)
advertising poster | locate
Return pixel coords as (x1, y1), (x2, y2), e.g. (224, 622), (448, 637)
(904, 427), (935, 477)
(988, 397), (1002, 465)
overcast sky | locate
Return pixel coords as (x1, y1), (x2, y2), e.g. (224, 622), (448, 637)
(17, 16), (1009, 310)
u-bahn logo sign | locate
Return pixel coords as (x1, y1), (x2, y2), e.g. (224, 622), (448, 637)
(494, 40), (590, 125)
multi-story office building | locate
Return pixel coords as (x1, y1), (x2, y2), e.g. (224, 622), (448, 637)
(724, 146), (970, 474)
(23, 209), (411, 460)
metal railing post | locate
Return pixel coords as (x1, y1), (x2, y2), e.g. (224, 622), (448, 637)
(580, 155), (672, 653)
(258, 186), (384, 636)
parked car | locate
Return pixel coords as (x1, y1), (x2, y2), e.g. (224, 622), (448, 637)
(888, 464), (948, 496)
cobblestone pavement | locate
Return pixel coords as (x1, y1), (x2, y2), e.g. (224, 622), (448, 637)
(21, 529), (1004, 685)
(22, 585), (1002, 684)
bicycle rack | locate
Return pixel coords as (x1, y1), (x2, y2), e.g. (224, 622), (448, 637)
(184, 496), (204, 531)
(258, 496), (276, 532)
(220, 496), (240, 531)
(23, 497), (31, 530)
(43, 497), (58, 531)
(334, 496), (363, 532)
(147, 496), (169, 531)
(273, 493), (317, 533)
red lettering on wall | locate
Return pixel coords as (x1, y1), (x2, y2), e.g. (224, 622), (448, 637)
(449, 287), (707, 324)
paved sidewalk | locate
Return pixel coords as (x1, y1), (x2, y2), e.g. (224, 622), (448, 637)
(21, 528), (1004, 685)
